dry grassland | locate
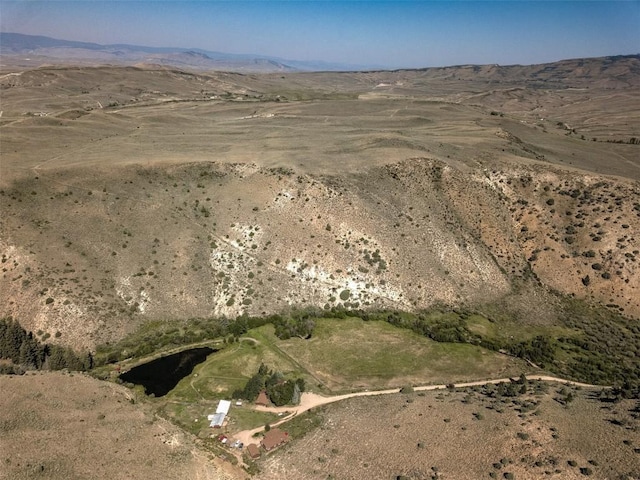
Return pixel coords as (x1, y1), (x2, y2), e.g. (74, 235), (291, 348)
(1, 57), (639, 480)
(259, 385), (640, 480)
(1, 61), (639, 349)
(0, 371), (235, 480)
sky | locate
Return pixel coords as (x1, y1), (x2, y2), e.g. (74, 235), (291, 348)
(1, 1), (638, 69)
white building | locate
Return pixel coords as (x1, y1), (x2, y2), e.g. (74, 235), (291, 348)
(208, 399), (232, 428)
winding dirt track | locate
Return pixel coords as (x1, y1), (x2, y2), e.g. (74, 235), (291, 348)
(232, 375), (606, 445)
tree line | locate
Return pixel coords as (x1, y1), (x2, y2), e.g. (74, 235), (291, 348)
(0, 317), (92, 374)
(94, 308), (327, 366)
(91, 301), (639, 397)
(233, 362), (305, 406)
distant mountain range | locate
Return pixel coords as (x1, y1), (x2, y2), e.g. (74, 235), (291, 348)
(0, 32), (382, 72)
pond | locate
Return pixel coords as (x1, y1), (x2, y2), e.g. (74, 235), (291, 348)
(119, 347), (215, 397)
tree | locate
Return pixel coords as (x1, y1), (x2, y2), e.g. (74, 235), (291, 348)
(47, 345), (67, 370)
(241, 373), (265, 401)
(0, 318), (89, 372)
(2, 319), (26, 363)
(290, 382), (302, 405)
(267, 381), (295, 406)
(18, 337), (40, 369)
(63, 348), (84, 371)
(82, 352), (94, 371)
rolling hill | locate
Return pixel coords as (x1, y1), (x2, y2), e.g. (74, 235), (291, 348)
(0, 55), (639, 351)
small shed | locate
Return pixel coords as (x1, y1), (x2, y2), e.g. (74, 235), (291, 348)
(246, 443), (261, 459)
(255, 390), (269, 406)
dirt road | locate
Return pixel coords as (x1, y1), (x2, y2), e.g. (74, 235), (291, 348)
(232, 374), (606, 445)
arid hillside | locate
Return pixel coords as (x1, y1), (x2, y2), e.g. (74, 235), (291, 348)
(1, 56), (639, 350)
(258, 383), (640, 480)
(0, 371), (232, 480)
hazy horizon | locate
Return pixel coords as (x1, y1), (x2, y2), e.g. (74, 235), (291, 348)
(1, 1), (639, 69)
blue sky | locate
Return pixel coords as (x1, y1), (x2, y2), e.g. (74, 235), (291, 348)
(1, 1), (638, 68)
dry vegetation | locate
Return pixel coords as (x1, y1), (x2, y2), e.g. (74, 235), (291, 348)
(1, 55), (639, 479)
(259, 384), (640, 480)
(1, 59), (639, 350)
(0, 371), (233, 480)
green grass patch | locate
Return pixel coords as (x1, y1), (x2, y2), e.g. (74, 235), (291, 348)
(161, 389), (279, 436)
(167, 333), (300, 402)
(160, 401), (210, 437)
(466, 315), (577, 344)
(278, 317), (527, 390)
(229, 406), (280, 433)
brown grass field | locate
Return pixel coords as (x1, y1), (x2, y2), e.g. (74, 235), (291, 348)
(0, 371), (235, 480)
(259, 384), (640, 480)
